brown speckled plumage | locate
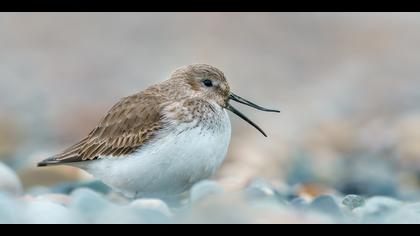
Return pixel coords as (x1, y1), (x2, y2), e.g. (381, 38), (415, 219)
(38, 64), (230, 165)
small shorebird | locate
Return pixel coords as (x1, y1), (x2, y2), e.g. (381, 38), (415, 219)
(38, 64), (279, 198)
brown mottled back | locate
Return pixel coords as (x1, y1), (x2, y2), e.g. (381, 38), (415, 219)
(38, 64), (231, 165)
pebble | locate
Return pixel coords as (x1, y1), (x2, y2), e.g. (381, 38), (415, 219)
(243, 178), (289, 205)
(0, 171), (419, 223)
(353, 196), (402, 223)
(190, 180), (224, 203)
(384, 203), (420, 224)
(69, 188), (114, 223)
(94, 206), (146, 224)
(342, 194), (366, 210)
(290, 197), (309, 210)
(23, 200), (77, 224)
(50, 180), (111, 195)
(0, 193), (24, 223)
(0, 162), (23, 195)
(243, 178), (276, 199)
(309, 195), (343, 218)
(130, 198), (172, 217)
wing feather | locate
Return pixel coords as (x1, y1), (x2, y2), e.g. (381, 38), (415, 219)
(38, 89), (166, 166)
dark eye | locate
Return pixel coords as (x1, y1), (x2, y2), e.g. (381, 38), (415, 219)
(202, 79), (213, 87)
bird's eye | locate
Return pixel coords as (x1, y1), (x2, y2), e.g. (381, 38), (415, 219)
(202, 79), (213, 87)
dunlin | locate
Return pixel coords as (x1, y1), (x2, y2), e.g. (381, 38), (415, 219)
(38, 64), (279, 198)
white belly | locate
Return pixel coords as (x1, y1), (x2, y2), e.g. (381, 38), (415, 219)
(76, 111), (231, 198)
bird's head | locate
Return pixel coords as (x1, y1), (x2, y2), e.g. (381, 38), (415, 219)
(170, 64), (280, 136)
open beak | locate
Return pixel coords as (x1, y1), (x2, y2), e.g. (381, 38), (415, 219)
(225, 92), (280, 137)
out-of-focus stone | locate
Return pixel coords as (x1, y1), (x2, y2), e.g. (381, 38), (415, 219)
(0, 193), (24, 223)
(383, 203), (420, 224)
(23, 200), (77, 224)
(0, 162), (23, 195)
(296, 183), (337, 200)
(130, 198), (172, 217)
(243, 177), (287, 205)
(290, 197), (309, 210)
(342, 194), (366, 210)
(69, 188), (113, 223)
(190, 180), (224, 203)
(243, 177), (276, 199)
(353, 196), (402, 223)
(94, 205), (162, 224)
(309, 195), (343, 218)
(50, 180), (111, 195)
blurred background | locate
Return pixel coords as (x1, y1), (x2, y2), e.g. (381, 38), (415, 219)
(1, 12), (420, 200)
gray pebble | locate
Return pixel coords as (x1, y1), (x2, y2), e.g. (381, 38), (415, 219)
(23, 200), (77, 224)
(190, 180), (224, 203)
(130, 198), (172, 217)
(342, 194), (366, 210)
(309, 195), (343, 218)
(354, 196), (402, 223)
(0, 162), (22, 195)
(95, 206), (146, 224)
(384, 203), (420, 224)
(290, 197), (309, 210)
(69, 188), (113, 223)
(243, 178), (276, 200)
(0, 193), (24, 223)
(51, 180), (111, 195)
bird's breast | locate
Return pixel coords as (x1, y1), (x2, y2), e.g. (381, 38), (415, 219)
(81, 108), (232, 198)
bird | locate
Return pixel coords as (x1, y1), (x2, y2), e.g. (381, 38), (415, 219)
(38, 64), (280, 199)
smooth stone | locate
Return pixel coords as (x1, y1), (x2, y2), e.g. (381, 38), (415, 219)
(69, 188), (113, 223)
(23, 200), (77, 224)
(384, 203), (420, 224)
(130, 206), (171, 224)
(0, 162), (22, 195)
(130, 199), (172, 217)
(243, 178), (288, 205)
(190, 180), (224, 203)
(290, 197), (309, 210)
(354, 196), (402, 223)
(342, 194), (366, 210)
(243, 178), (275, 199)
(93, 206), (148, 224)
(50, 180), (111, 195)
(0, 193), (24, 223)
(309, 195), (343, 218)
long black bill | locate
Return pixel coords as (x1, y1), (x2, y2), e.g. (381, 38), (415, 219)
(226, 92), (280, 137)
(229, 93), (280, 113)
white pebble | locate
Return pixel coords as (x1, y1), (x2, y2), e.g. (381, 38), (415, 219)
(23, 200), (78, 224)
(0, 162), (22, 195)
(190, 180), (224, 203)
(0, 193), (24, 223)
(69, 188), (113, 223)
(130, 198), (172, 217)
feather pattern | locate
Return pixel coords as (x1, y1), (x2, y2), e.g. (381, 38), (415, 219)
(38, 87), (167, 166)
